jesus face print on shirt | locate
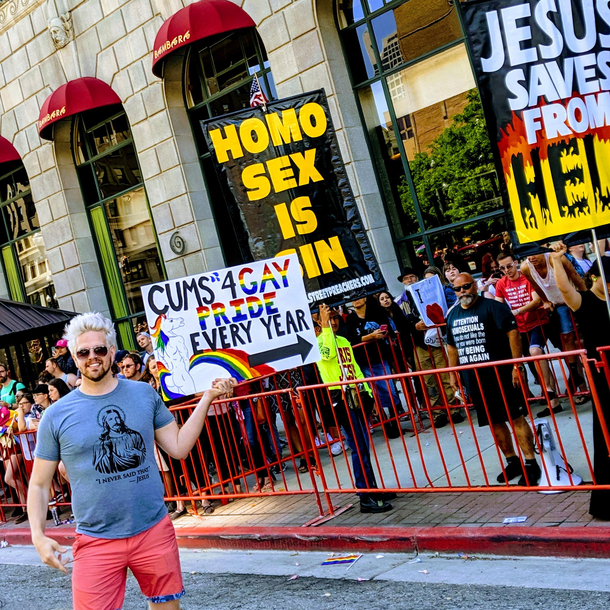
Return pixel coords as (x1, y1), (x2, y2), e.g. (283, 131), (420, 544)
(92, 406), (146, 474)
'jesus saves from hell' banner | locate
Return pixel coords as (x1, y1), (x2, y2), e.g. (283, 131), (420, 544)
(202, 90), (385, 305)
(461, 0), (610, 243)
(141, 254), (320, 400)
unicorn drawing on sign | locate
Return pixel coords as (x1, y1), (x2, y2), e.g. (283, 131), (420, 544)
(150, 315), (196, 397)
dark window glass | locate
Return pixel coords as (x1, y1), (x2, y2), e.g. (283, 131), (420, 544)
(358, 81), (414, 239)
(3, 193), (39, 240)
(371, 11), (403, 73)
(94, 144), (142, 200)
(104, 187), (164, 316)
(341, 23), (377, 84)
(337, 0), (365, 28)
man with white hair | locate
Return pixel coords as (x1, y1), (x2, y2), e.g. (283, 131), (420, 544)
(28, 312), (235, 610)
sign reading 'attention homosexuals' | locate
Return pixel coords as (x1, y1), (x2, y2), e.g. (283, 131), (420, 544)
(142, 254), (320, 400)
(202, 89), (386, 305)
(461, 0), (610, 244)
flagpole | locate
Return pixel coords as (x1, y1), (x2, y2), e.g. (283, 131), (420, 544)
(253, 72), (267, 113)
(591, 227), (610, 321)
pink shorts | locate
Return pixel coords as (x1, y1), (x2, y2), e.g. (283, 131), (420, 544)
(72, 515), (184, 610)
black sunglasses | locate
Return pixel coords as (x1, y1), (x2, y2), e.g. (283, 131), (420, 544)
(454, 282), (475, 292)
(76, 345), (109, 360)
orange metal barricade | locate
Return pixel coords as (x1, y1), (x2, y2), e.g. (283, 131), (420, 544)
(1, 348), (608, 523)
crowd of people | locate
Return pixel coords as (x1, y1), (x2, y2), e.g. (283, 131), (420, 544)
(1, 242), (609, 524)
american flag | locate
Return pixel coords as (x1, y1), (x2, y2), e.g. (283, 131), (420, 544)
(249, 77), (268, 108)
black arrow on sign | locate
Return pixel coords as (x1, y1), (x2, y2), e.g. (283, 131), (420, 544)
(248, 335), (314, 368)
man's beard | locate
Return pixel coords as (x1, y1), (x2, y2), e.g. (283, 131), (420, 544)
(459, 294), (476, 306)
(0, 375), (6, 384)
(80, 360), (111, 382)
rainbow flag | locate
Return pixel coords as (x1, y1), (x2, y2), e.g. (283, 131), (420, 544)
(321, 554), (361, 566)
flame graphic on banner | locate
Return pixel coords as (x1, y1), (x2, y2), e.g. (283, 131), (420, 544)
(498, 94), (610, 242)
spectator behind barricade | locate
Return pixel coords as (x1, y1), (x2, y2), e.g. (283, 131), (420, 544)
(53, 340), (77, 376)
(521, 251), (588, 400)
(136, 332), (155, 366)
(316, 304), (394, 514)
(424, 267), (457, 308)
(477, 253), (503, 299)
(396, 267), (462, 428)
(48, 378), (71, 402)
(447, 273), (541, 487)
(550, 244), (610, 520)
(495, 252), (561, 418)
(1, 396), (28, 523)
(377, 291), (414, 369)
(0, 363), (25, 408)
(141, 355), (160, 392)
(113, 350), (129, 379)
(566, 244), (593, 278)
(443, 262), (464, 290)
(346, 296), (406, 436)
(121, 352), (143, 382)
(32, 384), (52, 421)
(16, 392), (38, 480)
(45, 357), (77, 390)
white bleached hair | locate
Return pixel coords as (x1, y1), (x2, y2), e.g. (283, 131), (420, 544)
(63, 312), (117, 355)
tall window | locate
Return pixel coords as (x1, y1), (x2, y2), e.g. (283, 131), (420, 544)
(337, 0), (507, 273)
(0, 161), (57, 308)
(73, 106), (165, 347)
(184, 28), (276, 266)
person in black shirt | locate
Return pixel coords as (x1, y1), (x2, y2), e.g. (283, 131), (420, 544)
(551, 243), (610, 520)
(446, 273), (541, 486)
(346, 297), (403, 428)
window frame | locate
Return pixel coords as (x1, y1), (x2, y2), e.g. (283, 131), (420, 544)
(0, 161), (57, 307)
(335, 0), (506, 267)
(72, 107), (166, 348)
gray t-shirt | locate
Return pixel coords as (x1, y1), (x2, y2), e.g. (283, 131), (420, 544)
(35, 379), (175, 539)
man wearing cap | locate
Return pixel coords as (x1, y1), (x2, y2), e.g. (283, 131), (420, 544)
(114, 350), (130, 379)
(395, 267), (460, 428)
(32, 384), (52, 417)
(137, 332), (155, 366)
(53, 340), (77, 376)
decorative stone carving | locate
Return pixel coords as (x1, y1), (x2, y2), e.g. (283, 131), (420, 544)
(0, 0), (45, 34)
(47, 1), (72, 49)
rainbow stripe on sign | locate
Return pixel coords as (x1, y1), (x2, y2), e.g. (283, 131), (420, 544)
(189, 349), (274, 382)
(197, 306), (210, 330)
(321, 555), (362, 566)
(157, 362), (183, 401)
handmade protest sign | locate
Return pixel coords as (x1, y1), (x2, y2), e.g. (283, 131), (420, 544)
(141, 254), (320, 400)
(406, 275), (448, 327)
(461, 0), (610, 244)
(202, 89), (385, 306)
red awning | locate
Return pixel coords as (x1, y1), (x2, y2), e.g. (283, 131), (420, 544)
(0, 136), (21, 165)
(152, 0), (256, 78)
(38, 77), (122, 140)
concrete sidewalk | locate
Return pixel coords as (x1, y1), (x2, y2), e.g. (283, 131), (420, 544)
(2, 488), (609, 558)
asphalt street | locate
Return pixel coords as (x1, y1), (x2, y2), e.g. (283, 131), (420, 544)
(2, 547), (610, 609)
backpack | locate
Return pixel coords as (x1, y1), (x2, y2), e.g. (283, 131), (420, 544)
(534, 418), (582, 494)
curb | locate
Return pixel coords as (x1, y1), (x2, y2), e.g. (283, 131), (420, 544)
(3, 526), (610, 558)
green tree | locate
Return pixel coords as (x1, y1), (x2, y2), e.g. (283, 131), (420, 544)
(399, 90), (502, 238)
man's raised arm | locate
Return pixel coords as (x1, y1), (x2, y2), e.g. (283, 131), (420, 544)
(155, 377), (236, 460)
